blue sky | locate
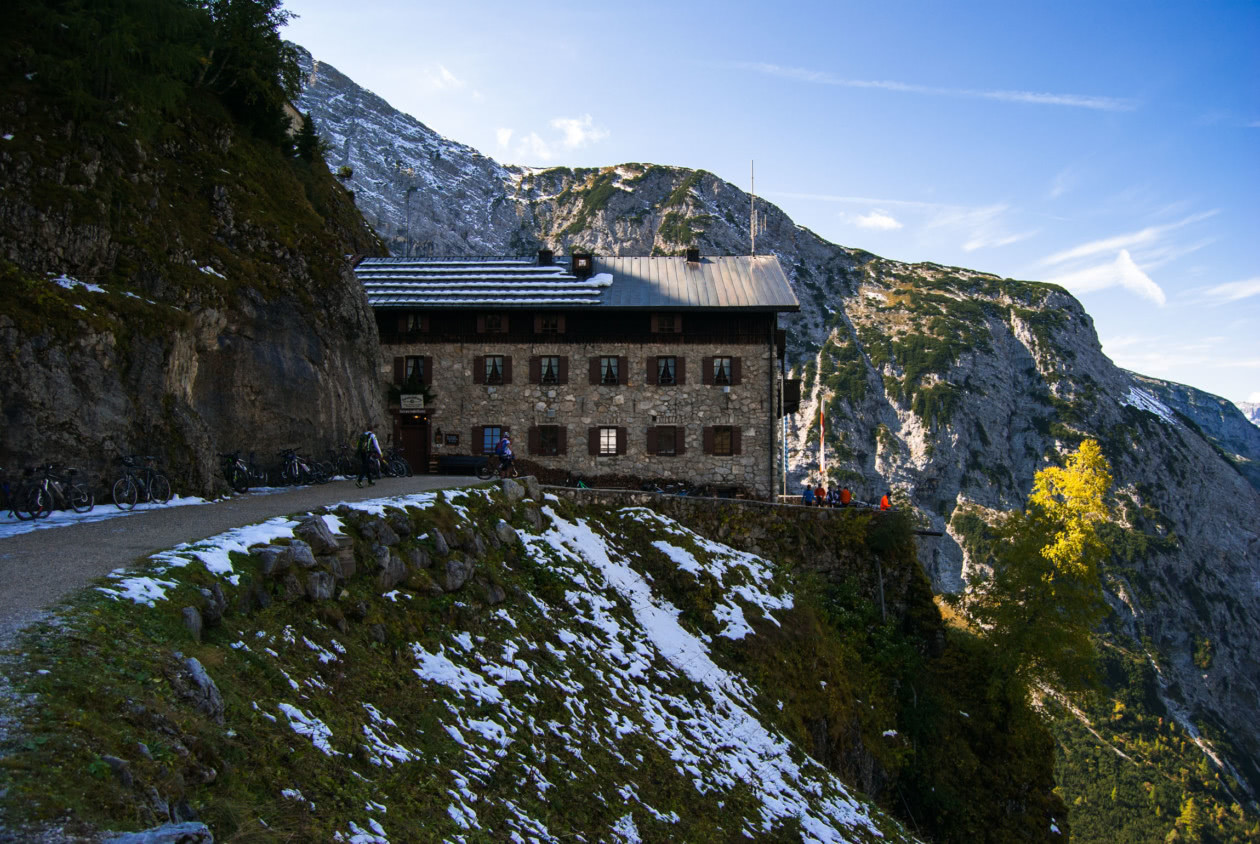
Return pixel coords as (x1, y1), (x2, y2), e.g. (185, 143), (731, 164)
(283, 0), (1258, 405)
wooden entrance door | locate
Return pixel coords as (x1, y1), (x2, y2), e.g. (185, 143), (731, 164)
(398, 413), (429, 473)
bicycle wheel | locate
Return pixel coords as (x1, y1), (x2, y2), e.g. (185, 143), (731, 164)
(29, 487), (52, 519)
(399, 457), (413, 477)
(227, 466), (249, 493)
(476, 459), (494, 480)
(12, 485), (41, 520)
(112, 477), (138, 511)
(150, 474), (172, 504)
(389, 458), (407, 477)
(68, 483), (94, 513)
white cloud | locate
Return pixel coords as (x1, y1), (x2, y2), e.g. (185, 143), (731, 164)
(550, 114), (609, 149)
(1247, 392), (1260, 402)
(1047, 249), (1166, 305)
(1040, 211), (1218, 266)
(853, 211), (902, 231)
(424, 64), (465, 91)
(1048, 167), (1076, 200)
(1203, 277), (1260, 303)
(731, 62), (1136, 111)
(495, 128), (513, 148)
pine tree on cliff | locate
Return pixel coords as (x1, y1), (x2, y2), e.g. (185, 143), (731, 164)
(966, 439), (1114, 698)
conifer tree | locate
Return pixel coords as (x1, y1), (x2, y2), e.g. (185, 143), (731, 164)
(966, 439), (1114, 698)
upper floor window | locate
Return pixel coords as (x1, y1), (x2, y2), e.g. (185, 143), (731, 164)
(599, 426), (618, 455)
(478, 313), (509, 334)
(655, 426), (678, 456)
(405, 313), (425, 333)
(651, 313), (682, 333)
(600, 356), (619, 385)
(403, 356), (424, 385)
(712, 426), (733, 456)
(536, 314), (566, 335)
(657, 356), (677, 386)
(713, 356), (733, 386)
(485, 355), (506, 385)
(541, 356), (560, 385)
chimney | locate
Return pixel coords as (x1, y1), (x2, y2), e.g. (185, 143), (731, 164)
(537, 248), (554, 266)
(571, 252), (594, 279)
(685, 248), (700, 263)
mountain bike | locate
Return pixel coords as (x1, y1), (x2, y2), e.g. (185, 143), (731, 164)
(328, 443), (356, 478)
(245, 452), (269, 487)
(9, 465), (93, 519)
(477, 454), (518, 480)
(278, 449), (330, 486)
(383, 444), (412, 478)
(220, 451), (251, 493)
(112, 455), (172, 511)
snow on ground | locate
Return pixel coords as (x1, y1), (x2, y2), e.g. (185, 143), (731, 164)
(0, 495), (209, 540)
(1120, 385), (1176, 424)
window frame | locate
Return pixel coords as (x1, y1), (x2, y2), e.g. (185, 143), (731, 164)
(657, 356), (677, 386)
(600, 356), (619, 386)
(598, 426), (618, 456)
(484, 355), (506, 385)
(713, 356), (733, 386)
(540, 355), (561, 385)
(713, 426), (733, 456)
(656, 425), (678, 456)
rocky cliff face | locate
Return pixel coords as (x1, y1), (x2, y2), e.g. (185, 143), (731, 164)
(296, 52), (1260, 799)
(0, 88), (387, 493)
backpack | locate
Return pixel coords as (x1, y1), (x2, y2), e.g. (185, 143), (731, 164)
(357, 431), (372, 458)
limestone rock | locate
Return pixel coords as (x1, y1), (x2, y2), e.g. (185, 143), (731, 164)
(377, 552), (407, 590)
(286, 540), (318, 569)
(294, 515), (340, 555)
(199, 582), (226, 626)
(494, 520), (520, 548)
(306, 571), (336, 602)
(500, 477), (525, 502)
(181, 607), (202, 642)
(430, 529), (450, 555)
(175, 657), (224, 725)
(103, 822), (213, 843)
(404, 546), (431, 569)
(255, 545), (288, 578)
(443, 553), (474, 592)
(522, 475), (542, 501)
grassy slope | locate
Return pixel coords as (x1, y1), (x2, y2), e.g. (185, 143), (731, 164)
(0, 488), (1065, 842)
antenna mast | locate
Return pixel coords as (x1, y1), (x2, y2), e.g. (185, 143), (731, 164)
(750, 160), (756, 256)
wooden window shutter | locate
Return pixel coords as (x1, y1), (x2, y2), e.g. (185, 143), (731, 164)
(396, 315), (407, 333)
(557, 427), (567, 455)
(473, 356), (485, 384)
(501, 315), (509, 333)
(616, 427), (627, 455)
(618, 357), (628, 386)
(420, 314), (430, 332)
(471, 426), (483, 454)
(732, 427), (743, 455)
(558, 356), (569, 385)
(676, 357), (687, 385)
(702, 357), (714, 385)
(647, 357), (658, 385)
(422, 356), (433, 386)
(528, 426), (541, 455)
(393, 357), (404, 384)
(588, 428), (599, 455)
(703, 426), (715, 455)
(476, 315), (486, 333)
(731, 357), (743, 385)
(529, 356), (541, 384)
(589, 357), (601, 385)
(502, 356), (513, 384)
(533, 314), (543, 333)
(646, 427), (658, 455)
(676, 426), (687, 455)
(650, 314), (660, 333)
(557, 315), (566, 333)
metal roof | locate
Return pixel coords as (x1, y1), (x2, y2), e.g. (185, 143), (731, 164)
(356, 255), (799, 312)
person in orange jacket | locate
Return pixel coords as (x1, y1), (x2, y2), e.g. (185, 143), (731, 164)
(840, 487), (852, 507)
(814, 482), (826, 506)
(879, 491), (891, 511)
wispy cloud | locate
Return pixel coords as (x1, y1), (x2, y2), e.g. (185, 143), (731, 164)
(731, 62), (1137, 111)
(853, 211), (902, 230)
(1203, 277), (1260, 303)
(496, 114), (610, 163)
(1040, 211), (1219, 266)
(1047, 167), (1077, 200)
(423, 64), (465, 91)
(1047, 249), (1166, 305)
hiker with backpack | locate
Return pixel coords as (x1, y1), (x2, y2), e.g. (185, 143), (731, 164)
(355, 424), (382, 488)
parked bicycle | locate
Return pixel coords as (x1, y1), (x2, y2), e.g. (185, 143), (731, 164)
(640, 478), (698, 496)
(112, 455), (172, 511)
(245, 452), (269, 487)
(383, 444), (412, 478)
(477, 454), (519, 480)
(328, 443), (356, 478)
(220, 451), (251, 493)
(9, 464), (94, 519)
(277, 449), (329, 486)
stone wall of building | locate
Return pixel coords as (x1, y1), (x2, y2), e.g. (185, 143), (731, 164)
(382, 339), (781, 497)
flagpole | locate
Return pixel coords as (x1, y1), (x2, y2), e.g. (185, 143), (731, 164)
(819, 405), (825, 479)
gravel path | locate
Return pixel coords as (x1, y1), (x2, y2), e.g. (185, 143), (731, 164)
(0, 474), (480, 649)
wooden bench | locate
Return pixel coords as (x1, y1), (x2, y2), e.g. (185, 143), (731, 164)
(436, 455), (488, 476)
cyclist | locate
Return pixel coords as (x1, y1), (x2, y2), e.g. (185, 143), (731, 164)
(494, 433), (514, 477)
(355, 424), (382, 488)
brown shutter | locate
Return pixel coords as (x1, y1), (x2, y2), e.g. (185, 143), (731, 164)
(473, 356), (485, 384)
(393, 357), (404, 384)
(501, 315), (509, 333)
(731, 357), (743, 386)
(732, 427), (742, 455)
(703, 426), (714, 454)
(422, 356), (432, 386)
(650, 314), (660, 333)
(646, 427), (658, 455)
(558, 356), (569, 385)
(589, 357), (600, 385)
(702, 357), (714, 385)
(529, 356), (541, 384)
(618, 356), (628, 386)
(616, 427), (627, 455)
(588, 428), (599, 455)
(476, 315), (486, 333)
(647, 357), (658, 385)
(533, 314), (543, 333)
(502, 357), (513, 384)
(676, 357), (686, 385)
(676, 426), (687, 455)
(557, 427), (567, 455)
(396, 315), (407, 333)
(528, 426), (541, 456)
(421, 314), (430, 332)
(471, 426), (483, 454)
(556, 315), (566, 333)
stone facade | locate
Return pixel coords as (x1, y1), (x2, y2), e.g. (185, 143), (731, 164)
(383, 338), (780, 496)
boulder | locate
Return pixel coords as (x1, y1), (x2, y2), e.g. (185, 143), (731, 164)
(362, 517), (400, 547)
(522, 506), (543, 531)
(294, 515), (340, 555)
(255, 545), (288, 577)
(484, 581), (507, 605)
(176, 657), (224, 725)
(500, 477), (525, 502)
(377, 552), (407, 590)
(458, 528), (487, 557)
(280, 572), (305, 602)
(494, 520), (520, 548)
(522, 475), (542, 501)
(199, 582), (226, 626)
(305, 571), (336, 602)
(286, 540), (318, 569)
(181, 607), (202, 642)
(404, 546), (431, 569)
(103, 822), (213, 843)
(386, 512), (411, 538)
(101, 754), (133, 787)
(430, 529), (450, 555)
(443, 553), (475, 592)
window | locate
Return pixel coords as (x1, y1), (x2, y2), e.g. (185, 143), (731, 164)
(540, 356), (560, 385)
(713, 356), (733, 386)
(478, 313), (508, 333)
(588, 426), (626, 456)
(599, 427), (618, 455)
(482, 426), (502, 454)
(405, 313), (425, 333)
(657, 356), (677, 386)
(538, 426), (562, 455)
(600, 356), (619, 385)
(403, 356), (424, 386)
(485, 355), (506, 385)
(712, 426), (733, 455)
(652, 314), (681, 333)
(536, 314), (564, 335)
(656, 426), (677, 456)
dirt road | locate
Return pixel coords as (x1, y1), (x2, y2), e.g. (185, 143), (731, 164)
(0, 474), (480, 647)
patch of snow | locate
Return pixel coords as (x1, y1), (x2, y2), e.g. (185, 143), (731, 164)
(1120, 386), (1176, 424)
(278, 703), (339, 756)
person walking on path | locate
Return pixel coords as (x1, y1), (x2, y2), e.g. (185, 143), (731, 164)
(355, 424), (382, 488)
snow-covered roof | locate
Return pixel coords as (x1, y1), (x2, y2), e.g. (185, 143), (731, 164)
(355, 256), (799, 311)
